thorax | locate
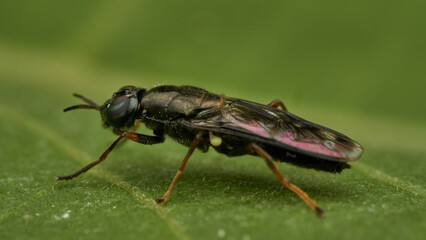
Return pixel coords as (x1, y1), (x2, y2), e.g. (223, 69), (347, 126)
(140, 85), (222, 121)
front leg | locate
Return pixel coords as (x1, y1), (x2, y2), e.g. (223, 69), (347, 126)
(121, 132), (165, 145)
(57, 132), (164, 181)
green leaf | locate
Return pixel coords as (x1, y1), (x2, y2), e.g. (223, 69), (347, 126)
(1, 1), (425, 240)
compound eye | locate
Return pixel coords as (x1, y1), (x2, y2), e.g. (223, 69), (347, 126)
(106, 96), (130, 127)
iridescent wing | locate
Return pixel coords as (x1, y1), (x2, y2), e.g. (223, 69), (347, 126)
(192, 98), (363, 162)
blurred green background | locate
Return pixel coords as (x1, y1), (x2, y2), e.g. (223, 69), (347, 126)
(0, 1), (425, 240)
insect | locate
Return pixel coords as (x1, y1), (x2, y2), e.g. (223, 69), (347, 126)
(58, 85), (363, 216)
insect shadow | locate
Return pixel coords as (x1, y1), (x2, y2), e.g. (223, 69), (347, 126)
(108, 149), (365, 205)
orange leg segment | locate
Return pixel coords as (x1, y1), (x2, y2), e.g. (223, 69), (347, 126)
(247, 143), (324, 217)
(155, 132), (203, 204)
(57, 132), (164, 181)
(268, 99), (288, 111)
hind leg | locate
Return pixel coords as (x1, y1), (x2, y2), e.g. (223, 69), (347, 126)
(247, 143), (323, 217)
(268, 99), (288, 111)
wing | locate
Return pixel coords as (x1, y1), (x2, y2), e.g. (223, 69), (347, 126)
(191, 98), (363, 162)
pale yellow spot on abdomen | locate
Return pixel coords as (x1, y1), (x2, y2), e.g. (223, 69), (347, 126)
(209, 131), (222, 147)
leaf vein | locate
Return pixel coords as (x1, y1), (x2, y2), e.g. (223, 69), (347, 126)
(0, 104), (191, 240)
(355, 162), (426, 198)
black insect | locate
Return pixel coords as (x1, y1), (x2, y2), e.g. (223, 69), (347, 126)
(58, 85), (363, 216)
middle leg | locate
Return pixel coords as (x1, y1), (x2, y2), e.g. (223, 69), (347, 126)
(155, 132), (204, 204)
